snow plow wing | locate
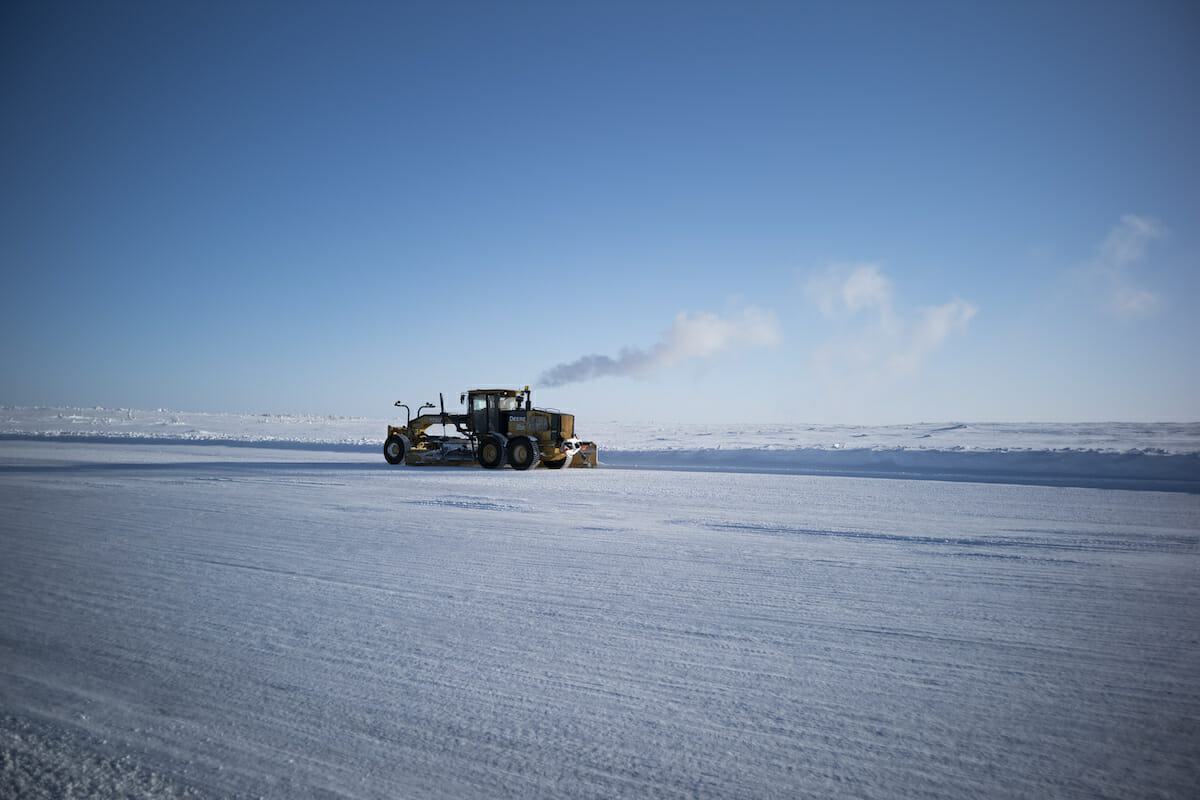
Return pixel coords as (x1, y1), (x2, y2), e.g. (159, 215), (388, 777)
(567, 441), (598, 468)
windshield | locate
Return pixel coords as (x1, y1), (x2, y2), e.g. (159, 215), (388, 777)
(471, 394), (520, 412)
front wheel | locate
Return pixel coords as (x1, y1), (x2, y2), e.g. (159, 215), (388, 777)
(478, 435), (507, 469)
(383, 434), (406, 465)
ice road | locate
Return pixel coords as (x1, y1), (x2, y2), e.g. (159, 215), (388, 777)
(2, 439), (1198, 799)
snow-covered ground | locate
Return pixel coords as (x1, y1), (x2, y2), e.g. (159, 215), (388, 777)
(2, 410), (1199, 798)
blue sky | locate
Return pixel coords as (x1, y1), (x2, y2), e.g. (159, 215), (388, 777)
(2, 0), (1197, 424)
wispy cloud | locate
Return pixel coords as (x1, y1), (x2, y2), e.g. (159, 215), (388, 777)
(806, 264), (976, 383)
(1082, 214), (1167, 319)
(894, 297), (978, 375)
(806, 261), (892, 317)
(539, 305), (781, 387)
(807, 263), (894, 320)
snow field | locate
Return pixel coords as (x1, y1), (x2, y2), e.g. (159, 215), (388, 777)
(1, 439), (1199, 798)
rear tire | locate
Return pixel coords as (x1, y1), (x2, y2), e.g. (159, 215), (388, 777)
(508, 436), (540, 471)
(383, 435), (406, 465)
(478, 435), (507, 469)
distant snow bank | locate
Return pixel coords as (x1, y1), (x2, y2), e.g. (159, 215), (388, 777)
(0, 407), (384, 447)
(599, 447), (1200, 492)
(3, 407), (1198, 491)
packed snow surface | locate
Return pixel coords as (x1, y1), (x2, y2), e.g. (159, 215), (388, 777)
(2, 410), (1199, 798)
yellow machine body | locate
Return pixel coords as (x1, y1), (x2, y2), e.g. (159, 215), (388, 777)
(383, 386), (597, 470)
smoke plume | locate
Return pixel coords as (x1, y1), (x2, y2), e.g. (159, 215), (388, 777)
(539, 306), (780, 387)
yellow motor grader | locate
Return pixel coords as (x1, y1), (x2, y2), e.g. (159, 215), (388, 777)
(383, 386), (597, 470)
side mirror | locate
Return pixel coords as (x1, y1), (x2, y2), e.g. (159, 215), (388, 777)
(460, 394), (466, 404)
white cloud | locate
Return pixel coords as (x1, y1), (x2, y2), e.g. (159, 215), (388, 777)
(841, 264), (893, 314)
(1109, 285), (1161, 318)
(889, 298), (978, 376)
(806, 263), (893, 318)
(1083, 214), (1167, 319)
(1098, 214), (1165, 268)
(539, 305), (781, 387)
(806, 264), (976, 385)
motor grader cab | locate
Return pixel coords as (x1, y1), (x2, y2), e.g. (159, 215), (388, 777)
(383, 386), (597, 470)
